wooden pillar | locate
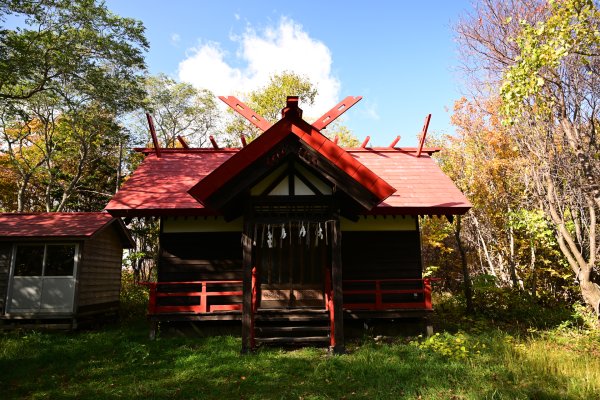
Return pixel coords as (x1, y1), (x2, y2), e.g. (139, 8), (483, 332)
(331, 218), (345, 354)
(241, 225), (253, 354)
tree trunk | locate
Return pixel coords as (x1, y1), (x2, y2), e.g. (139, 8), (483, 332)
(508, 221), (520, 289)
(580, 279), (600, 319)
(455, 216), (474, 314)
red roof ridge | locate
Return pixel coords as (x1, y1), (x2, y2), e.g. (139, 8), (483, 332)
(133, 146), (441, 155)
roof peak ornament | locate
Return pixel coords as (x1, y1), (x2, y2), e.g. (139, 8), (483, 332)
(218, 95), (363, 133)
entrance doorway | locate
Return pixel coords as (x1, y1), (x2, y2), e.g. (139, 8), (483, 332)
(255, 222), (330, 309)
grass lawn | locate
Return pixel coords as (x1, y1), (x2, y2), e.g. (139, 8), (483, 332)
(1, 317), (599, 400)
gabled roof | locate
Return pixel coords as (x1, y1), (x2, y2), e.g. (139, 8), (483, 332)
(105, 96), (471, 218)
(0, 212), (134, 247)
(187, 99), (396, 210)
(104, 148), (471, 217)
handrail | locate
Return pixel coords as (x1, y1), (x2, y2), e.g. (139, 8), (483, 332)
(141, 280), (243, 315)
(139, 280), (242, 285)
(342, 278), (438, 311)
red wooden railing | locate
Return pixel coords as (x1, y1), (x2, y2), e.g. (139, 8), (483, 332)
(141, 280), (243, 315)
(141, 277), (438, 316)
(342, 278), (438, 311)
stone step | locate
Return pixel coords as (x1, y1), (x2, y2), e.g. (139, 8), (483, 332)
(255, 336), (330, 344)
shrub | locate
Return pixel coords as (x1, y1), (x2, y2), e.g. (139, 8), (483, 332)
(120, 270), (149, 321)
(410, 331), (484, 360)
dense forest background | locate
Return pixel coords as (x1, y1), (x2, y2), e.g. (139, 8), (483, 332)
(1, 0), (599, 321)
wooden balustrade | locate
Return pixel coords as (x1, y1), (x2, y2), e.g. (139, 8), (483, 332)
(140, 277), (438, 316)
(342, 278), (438, 311)
(140, 280), (243, 315)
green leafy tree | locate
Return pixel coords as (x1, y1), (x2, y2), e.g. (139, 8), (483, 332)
(0, 0), (148, 105)
(0, 0), (148, 212)
(224, 72), (317, 143)
(456, 0), (600, 317)
(499, 0), (600, 316)
(136, 74), (220, 148)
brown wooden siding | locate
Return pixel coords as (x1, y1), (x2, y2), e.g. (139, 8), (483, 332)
(78, 226), (124, 310)
(158, 232), (243, 308)
(158, 232), (243, 282)
(341, 231), (422, 280)
(0, 243), (11, 315)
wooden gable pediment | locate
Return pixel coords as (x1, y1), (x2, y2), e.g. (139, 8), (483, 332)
(187, 98), (396, 218)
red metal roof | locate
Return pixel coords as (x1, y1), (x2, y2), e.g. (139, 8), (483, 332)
(0, 212), (134, 246)
(107, 150), (236, 216)
(105, 148), (471, 217)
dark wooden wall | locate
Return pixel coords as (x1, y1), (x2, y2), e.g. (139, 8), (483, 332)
(0, 243), (11, 315)
(158, 232), (243, 282)
(78, 226), (124, 314)
(341, 231), (422, 280)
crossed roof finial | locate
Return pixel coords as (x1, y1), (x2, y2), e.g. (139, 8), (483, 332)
(218, 95), (363, 133)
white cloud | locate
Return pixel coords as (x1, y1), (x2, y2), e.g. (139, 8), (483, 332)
(177, 18), (340, 120)
(170, 33), (181, 46)
(361, 101), (380, 120)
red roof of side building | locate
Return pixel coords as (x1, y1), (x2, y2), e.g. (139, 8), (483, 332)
(105, 148), (471, 217)
(0, 212), (134, 247)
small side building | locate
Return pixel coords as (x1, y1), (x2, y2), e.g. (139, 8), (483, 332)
(0, 212), (134, 328)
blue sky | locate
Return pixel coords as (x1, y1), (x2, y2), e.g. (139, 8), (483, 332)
(78, 2), (478, 146)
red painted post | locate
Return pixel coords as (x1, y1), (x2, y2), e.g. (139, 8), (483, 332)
(200, 281), (207, 313)
(324, 267), (331, 311)
(424, 278), (432, 310)
(148, 282), (157, 315)
(329, 290), (335, 348)
(251, 267), (258, 313)
(324, 267), (335, 348)
(250, 267), (257, 349)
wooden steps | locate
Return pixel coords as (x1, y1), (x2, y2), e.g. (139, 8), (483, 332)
(254, 308), (330, 347)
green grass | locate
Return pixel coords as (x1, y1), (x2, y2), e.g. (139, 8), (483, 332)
(1, 318), (599, 400)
